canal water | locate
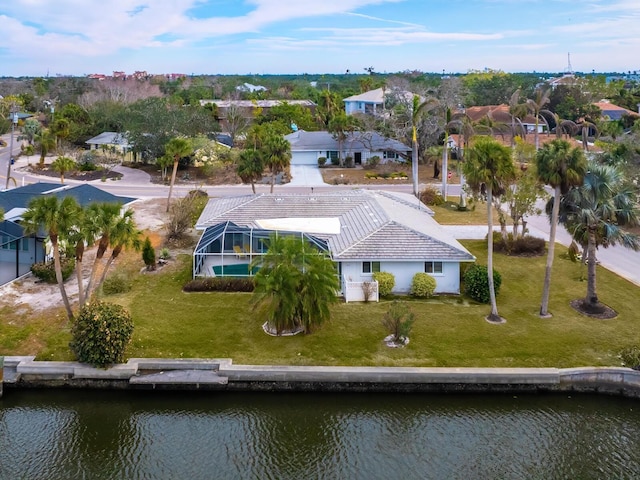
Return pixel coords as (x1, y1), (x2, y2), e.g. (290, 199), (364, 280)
(1, 389), (639, 479)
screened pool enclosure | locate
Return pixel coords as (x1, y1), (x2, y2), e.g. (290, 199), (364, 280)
(193, 221), (330, 278)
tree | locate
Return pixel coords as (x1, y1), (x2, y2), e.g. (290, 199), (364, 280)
(536, 139), (587, 317)
(20, 118), (42, 145)
(50, 156), (77, 183)
(252, 234), (339, 335)
(556, 161), (640, 315)
(503, 165), (547, 240)
(237, 148), (264, 193)
(36, 129), (57, 168)
(96, 209), (141, 292)
(463, 136), (516, 323)
(526, 87), (551, 150)
(410, 95), (439, 196)
(165, 137), (193, 212)
(328, 113), (360, 166)
(262, 132), (291, 193)
(22, 196), (81, 320)
(142, 236), (156, 271)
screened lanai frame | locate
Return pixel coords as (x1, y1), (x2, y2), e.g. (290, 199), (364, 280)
(193, 221), (330, 278)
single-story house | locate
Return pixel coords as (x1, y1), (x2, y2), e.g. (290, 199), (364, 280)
(285, 130), (411, 166)
(85, 131), (134, 162)
(592, 100), (639, 121)
(0, 182), (135, 286)
(193, 190), (475, 301)
(465, 105), (548, 134)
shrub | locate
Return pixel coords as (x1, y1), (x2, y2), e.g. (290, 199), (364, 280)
(78, 161), (98, 171)
(344, 156), (354, 168)
(620, 346), (640, 370)
(420, 187), (445, 206)
(183, 277), (255, 292)
(382, 301), (415, 344)
(373, 271), (395, 297)
(69, 302), (134, 367)
(364, 155), (380, 169)
(493, 233), (546, 256)
(31, 257), (75, 283)
(330, 155), (340, 166)
(317, 156), (327, 167)
(102, 273), (132, 295)
(361, 281), (376, 302)
(463, 264), (502, 304)
(365, 171), (379, 179)
(23, 144), (35, 156)
(142, 237), (156, 271)
(166, 190), (208, 241)
(411, 273), (437, 298)
(159, 248), (171, 260)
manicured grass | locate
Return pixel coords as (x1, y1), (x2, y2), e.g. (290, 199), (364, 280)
(431, 197), (500, 225)
(4, 241), (638, 368)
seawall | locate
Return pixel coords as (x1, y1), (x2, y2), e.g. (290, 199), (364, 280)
(2, 356), (640, 398)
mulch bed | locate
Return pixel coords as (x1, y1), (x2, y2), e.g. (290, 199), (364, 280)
(570, 299), (618, 319)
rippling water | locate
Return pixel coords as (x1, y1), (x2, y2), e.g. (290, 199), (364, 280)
(1, 390), (639, 479)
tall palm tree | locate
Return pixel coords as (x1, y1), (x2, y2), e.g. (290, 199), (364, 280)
(84, 202), (123, 299)
(463, 136), (516, 323)
(236, 148), (264, 194)
(557, 161), (640, 314)
(535, 139), (587, 317)
(526, 88), (551, 150)
(36, 129), (57, 168)
(508, 89), (528, 147)
(262, 133), (291, 193)
(410, 95), (439, 197)
(22, 196), (80, 320)
(96, 209), (141, 293)
(328, 113), (359, 167)
(165, 137), (193, 212)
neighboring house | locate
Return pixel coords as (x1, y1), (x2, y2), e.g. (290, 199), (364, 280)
(592, 100), (639, 121)
(193, 190), (475, 301)
(285, 130), (411, 165)
(199, 99), (316, 125)
(236, 83), (268, 93)
(85, 131), (134, 162)
(0, 182), (135, 286)
(465, 105), (548, 134)
(546, 73), (581, 90)
(343, 87), (416, 116)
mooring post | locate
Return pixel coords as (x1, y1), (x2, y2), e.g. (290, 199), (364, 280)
(0, 356), (4, 397)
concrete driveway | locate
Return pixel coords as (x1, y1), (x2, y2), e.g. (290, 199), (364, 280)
(285, 164), (326, 187)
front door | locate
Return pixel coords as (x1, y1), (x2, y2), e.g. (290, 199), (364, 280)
(354, 152), (362, 165)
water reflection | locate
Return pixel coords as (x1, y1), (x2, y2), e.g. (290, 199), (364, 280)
(1, 390), (639, 479)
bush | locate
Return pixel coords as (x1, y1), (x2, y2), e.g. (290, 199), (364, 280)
(159, 248), (171, 260)
(620, 346), (640, 370)
(382, 300), (414, 344)
(102, 273), (132, 295)
(78, 161), (98, 171)
(31, 257), (75, 283)
(411, 273), (437, 298)
(317, 156), (327, 167)
(330, 155), (340, 166)
(493, 233), (546, 256)
(166, 190), (209, 241)
(463, 264), (502, 304)
(373, 271), (395, 297)
(183, 277), (255, 292)
(420, 187), (445, 206)
(345, 156), (354, 168)
(69, 302), (134, 367)
(364, 155), (380, 169)
(142, 237), (156, 271)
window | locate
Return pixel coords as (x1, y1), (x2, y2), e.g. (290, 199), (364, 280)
(425, 261), (443, 274)
(362, 261), (380, 274)
(383, 151), (399, 159)
(326, 151), (339, 162)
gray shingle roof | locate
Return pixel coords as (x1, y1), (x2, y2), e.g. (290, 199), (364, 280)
(285, 130), (410, 153)
(196, 190), (474, 262)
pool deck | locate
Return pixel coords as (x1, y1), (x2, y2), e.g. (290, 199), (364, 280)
(3, 356), (640, 398)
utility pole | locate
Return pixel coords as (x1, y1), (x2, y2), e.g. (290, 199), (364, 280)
(5, 106), (18, 189)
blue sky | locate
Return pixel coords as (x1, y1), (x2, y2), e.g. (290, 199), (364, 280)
(1, 0), (638, 77)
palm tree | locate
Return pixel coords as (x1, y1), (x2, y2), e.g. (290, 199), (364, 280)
(463, 136), (516, 323)
(410, 95), (439, 197)
(262, 133), (291, 193)
(536, 139), (587, 317)
(557, 161), (640, 314)
(236, 148), (264, 194)
(84, 202), (123, 299)
(165, 137), (193, 212)
(508, 89), (528, 147)
(252, 234), (339, 335)
(22, 196), (80, 320)
(36, 129), (57, 168)
(50, 156), (77, 183)
(96, 209), (141, 293)
(526, 88), (551, 150)
(328, 113), (359, 167)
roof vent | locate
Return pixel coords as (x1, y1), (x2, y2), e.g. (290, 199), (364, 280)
(275, 197), (284, 202)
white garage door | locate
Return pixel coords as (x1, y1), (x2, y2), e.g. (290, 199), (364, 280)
(291, 151), (318, 165)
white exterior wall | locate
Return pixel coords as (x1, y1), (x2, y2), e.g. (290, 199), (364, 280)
(339, 260), (463, 295)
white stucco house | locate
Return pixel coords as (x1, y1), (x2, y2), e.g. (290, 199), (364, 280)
(193, 190), (475, 301)
(285, 130), (411, 166)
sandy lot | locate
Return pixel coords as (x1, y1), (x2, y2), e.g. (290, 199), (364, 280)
(0, 198), (169, 314)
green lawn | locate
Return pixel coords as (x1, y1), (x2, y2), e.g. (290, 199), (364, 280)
(5, 240), (638, 368)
